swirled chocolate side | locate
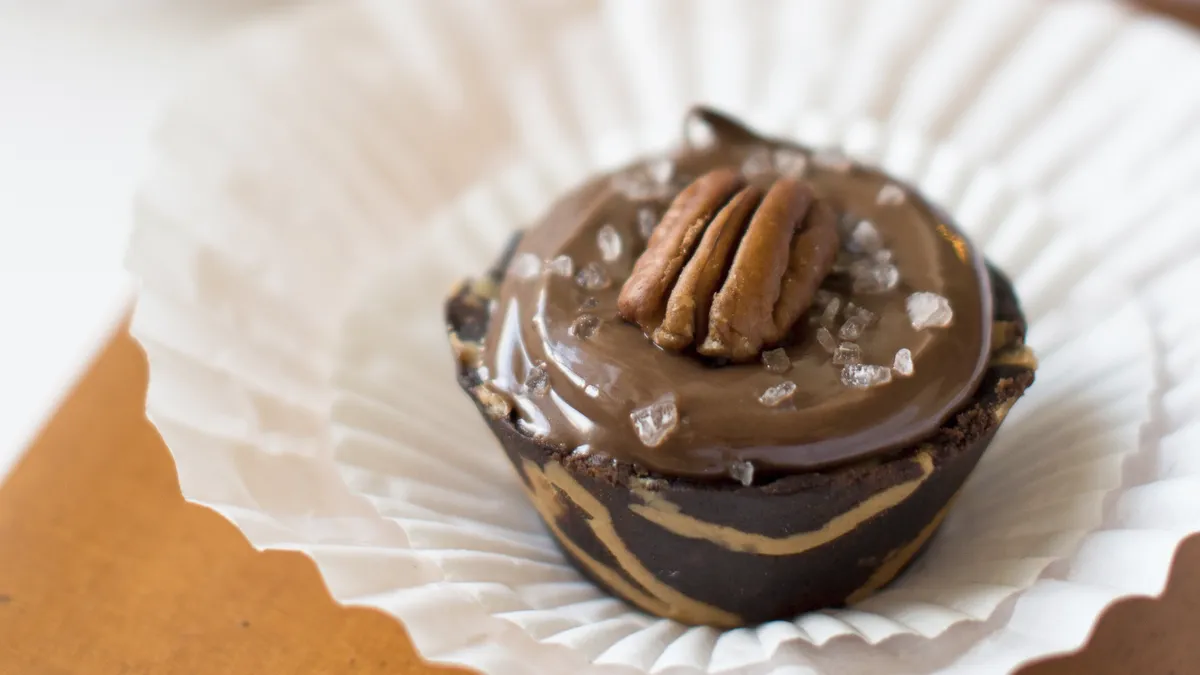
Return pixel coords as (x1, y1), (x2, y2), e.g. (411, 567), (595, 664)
(478, 110), (992, 480)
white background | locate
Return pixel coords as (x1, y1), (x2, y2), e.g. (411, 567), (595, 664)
(0, 2), (304, 476)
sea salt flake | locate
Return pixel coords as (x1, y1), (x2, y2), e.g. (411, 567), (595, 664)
(849, 220), (883, 254)
(511, 252), (542, 279)
(852, 262), (900, 294)
(585, 384), (601, 398)
(630, 395), (679, 447)
(729, 460), (756, 487)
(832, 342), (863, 365)
(598, 224), (623, 262)
(839, 315), (871, 341)
(877, 183), (907, 206)
(814, 289), (838, 309)
(571, 445), (592, 457)
(893, 348), (914, 376)
(761, 348), (791, 374)
(816, 327), (838, 353)
(759, 381), (797, 407)
(524, 361), (550, 397)
(841, 364), (893, 389)
(570, 314), (601, 339)
(774, 148), (809, 176)
(546, 255), (574, 277)
(575, 262), (612, 290)
(637, 207), (659, 239)
(742, 147), (774, 177)
(907, 292), (954, 329)
(821, 297), (843, 327)
(813, 148), (853, 173)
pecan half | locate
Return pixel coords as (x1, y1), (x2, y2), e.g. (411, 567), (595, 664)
(617, 169), (840, 362)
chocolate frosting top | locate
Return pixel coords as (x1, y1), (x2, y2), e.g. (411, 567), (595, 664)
(481, 110), (992, 480)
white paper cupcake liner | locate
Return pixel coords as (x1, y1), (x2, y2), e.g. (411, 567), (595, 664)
(126, 1), (1200, 673)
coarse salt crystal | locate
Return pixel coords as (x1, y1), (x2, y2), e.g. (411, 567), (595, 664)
(729, 460), (755, 486)
(813, 148), (853, 173)
(525, 362), (550, 397)
(774, 148), (809, 176)
(569, 314), (600, 339)
(613, 166), (668, 201)
(546, 255), (574, 277)
(893, 348), (914, 376)
(630, 395), (679, 447)
(852, 262), (900, 294)
(907, 292), (954, 329)
(575, 262), (612, 290)
(840, 364), (893, 389)
(822, 297), (843, 327)
(597, 224), (622, 262)
(637, 207), (658, 240)
(685, 117), (717, 149)
(759, 381), (797, 407)
(832, 342), (863, 365)
(877, 183), (907, 206)
(511, 252), (542, 279)
(839, 315), (871, 341)
(647, 158), (674, 186)
(844, 302), (876, 323)
(761, 348), (791, 374)
(816, 327), (837, 353)
(742, 147), (774, 177)
(849, 220), (883, 254)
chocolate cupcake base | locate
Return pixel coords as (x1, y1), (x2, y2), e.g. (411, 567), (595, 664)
(446, 238), (1036, 627)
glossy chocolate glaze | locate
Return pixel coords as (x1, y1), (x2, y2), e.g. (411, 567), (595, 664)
(481, 111), (992, 479)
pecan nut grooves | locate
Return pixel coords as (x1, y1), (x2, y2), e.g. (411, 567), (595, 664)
(618, 168), (841, 362)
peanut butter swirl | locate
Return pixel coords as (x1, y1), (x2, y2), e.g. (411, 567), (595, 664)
(481, 109), (992, 479)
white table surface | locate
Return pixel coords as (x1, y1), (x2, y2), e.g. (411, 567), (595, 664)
(0, 2), (303, 478)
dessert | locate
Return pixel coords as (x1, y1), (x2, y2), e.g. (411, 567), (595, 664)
(445, 108), (1036, 627)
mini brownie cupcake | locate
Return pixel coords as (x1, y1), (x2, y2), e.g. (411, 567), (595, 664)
(446, 108), (1036, 627)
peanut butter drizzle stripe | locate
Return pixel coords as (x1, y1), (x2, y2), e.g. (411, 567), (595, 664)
(990, 345), (1038, 370)
(519, 459), (742, 628)
(845, 493), (957, 604)
(629, 452), (935, 556)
